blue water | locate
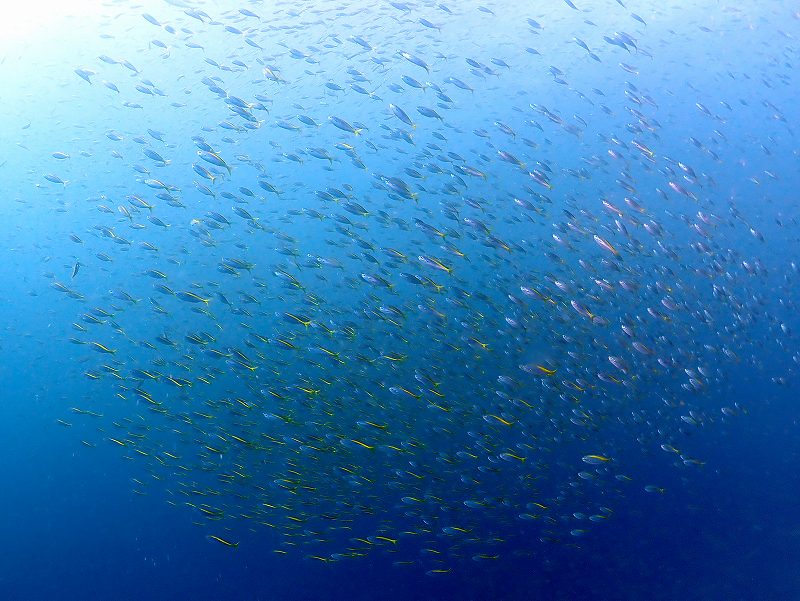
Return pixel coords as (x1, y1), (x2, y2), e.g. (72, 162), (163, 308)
(1, 1), (799, 599)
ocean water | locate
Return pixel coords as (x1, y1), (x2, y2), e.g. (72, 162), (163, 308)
(1, 1), (799, 600)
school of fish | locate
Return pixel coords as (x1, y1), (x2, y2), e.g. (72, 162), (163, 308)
(17, 0), (799, 576)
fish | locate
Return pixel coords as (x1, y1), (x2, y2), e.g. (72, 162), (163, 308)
(207, 535), (239, 548)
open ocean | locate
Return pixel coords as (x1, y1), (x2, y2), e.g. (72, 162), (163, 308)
(1, 0), (799, 599)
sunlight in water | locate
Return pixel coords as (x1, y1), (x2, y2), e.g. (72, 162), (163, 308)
(0, 0), (104, 51)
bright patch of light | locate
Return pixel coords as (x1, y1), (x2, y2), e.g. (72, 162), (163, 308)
(0, 0), (104, 50)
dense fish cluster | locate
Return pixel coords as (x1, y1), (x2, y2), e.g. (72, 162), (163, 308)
(16, 0), (797, 575)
